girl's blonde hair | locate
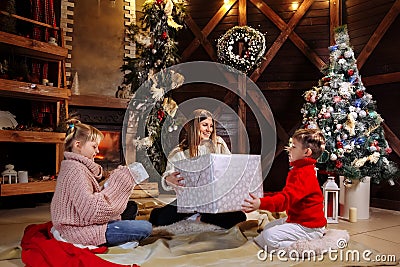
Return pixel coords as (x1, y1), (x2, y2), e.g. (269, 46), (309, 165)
(65, 119), (104, 152)
(292, 128), (326, 159)
(180, 109), (217, 158)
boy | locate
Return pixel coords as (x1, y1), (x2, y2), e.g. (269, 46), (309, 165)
(242, 128), (327, 252)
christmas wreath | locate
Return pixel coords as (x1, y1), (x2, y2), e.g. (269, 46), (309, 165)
(217, 26), (266, 74)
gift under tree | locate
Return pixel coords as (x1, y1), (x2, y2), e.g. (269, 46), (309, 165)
(301, 25), (399, 186)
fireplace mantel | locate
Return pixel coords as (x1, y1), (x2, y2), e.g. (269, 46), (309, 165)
(69, 94), (130, 109)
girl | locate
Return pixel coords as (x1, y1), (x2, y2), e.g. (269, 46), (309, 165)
(51, 119), (152, 247)
(149, 109), (247, 229)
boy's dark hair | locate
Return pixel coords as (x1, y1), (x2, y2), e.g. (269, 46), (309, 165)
(292, 129), (326, 159)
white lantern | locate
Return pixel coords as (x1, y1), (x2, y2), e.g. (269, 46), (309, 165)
(2, 167), (18, 184)
(322, 176), (340, 223)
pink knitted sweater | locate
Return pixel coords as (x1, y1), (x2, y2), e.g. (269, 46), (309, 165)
(51, 152), (136, 246)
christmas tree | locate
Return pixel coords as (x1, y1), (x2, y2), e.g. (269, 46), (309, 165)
(301, 25), (399, 184)
(121, 0), (185, 92)
(121, 0), (186, 174)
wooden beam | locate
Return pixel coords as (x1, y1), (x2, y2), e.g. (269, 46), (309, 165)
(237, 0), (247, 153)
(249, 0), (324, 70)
(257, 80), (317, 90)
(183, 15), (218, 61)
(382, 122), (400, 158)
(357, 0), (400, 69)
(181, 0), (237, 61)
(239, 0), (247, 26)
(362, 72), (400, 86)
(237, 74), (247, 153)
(330, 0), (341, 45)
(247, 90), (289, 142)
(250, 0), (318, 81)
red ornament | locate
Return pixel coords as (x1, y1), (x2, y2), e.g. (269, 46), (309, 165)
(385, 147), (393, 154)
(335, 160), (343, 168)
(333, 96), (342, 103)
(156, 0), (164, 4)
(356, 89), (364, 98)
(161, 32), (168, 40)
(348, 69), (354, 76)
(157, 109), (165, 121)
(336, 141), (343, 149)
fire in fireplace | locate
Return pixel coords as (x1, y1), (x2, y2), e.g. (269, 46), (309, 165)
(94, 130), (123, 170)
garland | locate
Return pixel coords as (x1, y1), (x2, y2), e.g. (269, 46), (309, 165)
(217, 26), (266, 74)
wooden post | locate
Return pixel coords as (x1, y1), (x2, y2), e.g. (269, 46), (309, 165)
(330, 0), (341, 45)
(237, 0), (247, 153)
(238, 73), (247, 153)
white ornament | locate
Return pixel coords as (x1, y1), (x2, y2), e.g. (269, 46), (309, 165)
(344, 50), (354, 58)
(330, 154), (338, 161)
(350, 111), (358, 120)
(369, 146), (377, 152)
(359, 110), (367, 117)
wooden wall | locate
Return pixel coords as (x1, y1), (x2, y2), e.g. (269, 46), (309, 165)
(174, 0), (400, 208)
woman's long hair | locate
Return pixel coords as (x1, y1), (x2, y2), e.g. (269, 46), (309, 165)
(179, 109), (217, 158)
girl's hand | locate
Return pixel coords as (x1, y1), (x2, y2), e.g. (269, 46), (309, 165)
(165, 171), (184, 187)
(241, 193), (261, 213)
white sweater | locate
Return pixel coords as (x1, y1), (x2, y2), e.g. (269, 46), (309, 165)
(161, 136), (231, 191)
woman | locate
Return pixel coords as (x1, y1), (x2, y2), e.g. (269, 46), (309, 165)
(149, 109), (247, 229)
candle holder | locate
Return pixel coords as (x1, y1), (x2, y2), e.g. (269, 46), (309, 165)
(2, 164), (18, 184)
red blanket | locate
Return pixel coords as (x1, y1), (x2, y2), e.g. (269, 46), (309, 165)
(21, 221), (139, 267)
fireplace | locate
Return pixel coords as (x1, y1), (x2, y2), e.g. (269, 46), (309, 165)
(93, 127), (123, 170)
(69, 106), (126, 171)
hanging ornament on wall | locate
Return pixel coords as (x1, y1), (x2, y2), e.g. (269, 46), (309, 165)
(217, 26), (266, 74)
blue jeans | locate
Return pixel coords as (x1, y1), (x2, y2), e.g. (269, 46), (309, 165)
(105, 220), (152, 246)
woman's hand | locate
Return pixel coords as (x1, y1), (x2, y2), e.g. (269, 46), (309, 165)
(165, 171), (184, 187)
(241, 193), (261, 213)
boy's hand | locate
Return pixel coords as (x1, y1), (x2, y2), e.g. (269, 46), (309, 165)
(241, 193), (261, 213)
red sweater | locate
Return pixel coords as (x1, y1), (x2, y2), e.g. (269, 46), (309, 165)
(259, 158), (326, 228)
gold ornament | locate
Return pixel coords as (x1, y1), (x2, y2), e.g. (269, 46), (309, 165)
(344, 114), (356, 136)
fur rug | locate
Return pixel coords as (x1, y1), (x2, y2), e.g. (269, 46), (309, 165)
(153, 220), (225, 235)
(283, 229), (350, 257)
(139, 220), (226, 245)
